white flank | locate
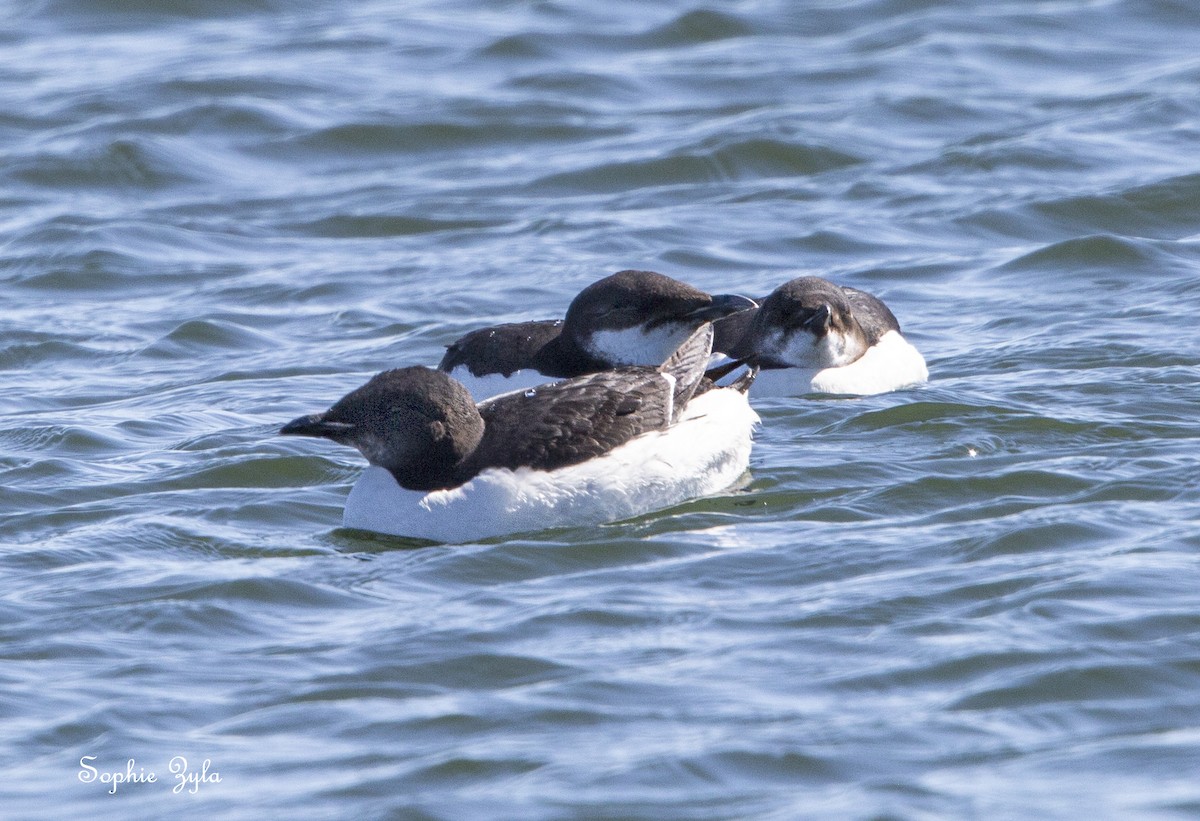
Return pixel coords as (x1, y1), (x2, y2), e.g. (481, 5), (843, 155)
(341, 388), (759, 543)
(586, 324), (695, 367)
(445, 367), (561, 402)
(751, 331), (928, 397)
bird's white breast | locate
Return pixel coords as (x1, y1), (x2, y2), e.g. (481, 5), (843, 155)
(341, 388), (759, 543)
(756, 327), (865, 370)
(751, 330), (928, 397)
(586, 323), (695, 367)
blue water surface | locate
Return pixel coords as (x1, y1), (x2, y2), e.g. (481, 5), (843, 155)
(3, 1), (1200, 818)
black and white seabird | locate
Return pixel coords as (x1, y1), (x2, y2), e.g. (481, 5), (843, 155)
(720, 276), (927, 396)
(438, 269), (756, 400)
(282, 324), (759, 543)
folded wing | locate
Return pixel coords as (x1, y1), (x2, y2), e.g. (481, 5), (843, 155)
(461, 369), (673, 476)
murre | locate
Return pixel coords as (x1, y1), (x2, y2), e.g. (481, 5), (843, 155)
(719, 276), (927, 396)
(282, 324), (758, 543)
(438, 269), (756, 400)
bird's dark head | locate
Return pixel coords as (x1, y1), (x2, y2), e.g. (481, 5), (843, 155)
(281, 367), (484, 490)
(563, 270), (755, 366)
(748, 277), (868, 368)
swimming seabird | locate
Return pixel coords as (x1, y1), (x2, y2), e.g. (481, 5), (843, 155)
(720, 276), (927, 396)
(438, 269), (756, 400)
(282, 324), (758, 542)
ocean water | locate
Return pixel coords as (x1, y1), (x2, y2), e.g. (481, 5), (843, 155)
(3, 0), (1200, 818)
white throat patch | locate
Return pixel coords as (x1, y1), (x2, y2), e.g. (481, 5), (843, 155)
(585, 323), (696, 366)
(759, 328), (865, 369)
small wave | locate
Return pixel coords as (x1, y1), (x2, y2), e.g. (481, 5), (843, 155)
(9, 137), (207, 191)
(999, 234), (1163, 272)
(642, 9), (756, 46)
(867, 470), (1096, 522)
(689, 747), (841, 783)
(478, 33), (557, 60)
(505, 70), (643, 101)
(535, 138), (861, 193)
(126, 100), (298, 141)
(965, 172), (1200, 241)
(139, 318), (276, 360)
(293, 214), (500, 239)
(278, 118), (612, 158)
(0, 338), (117, 371)
(950, 658), (1190, 711)
(1032, 172), (1200, 239)
(963, 519), (1117, 560)
(478, 8), (755, 60)
(171, 576), (366, 609)
(398, 756), (543, 789)
(30, 0), (315, 25)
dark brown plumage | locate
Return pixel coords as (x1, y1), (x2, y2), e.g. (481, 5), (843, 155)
(437, 270), (754, 380)
(283, 324), (722, 492)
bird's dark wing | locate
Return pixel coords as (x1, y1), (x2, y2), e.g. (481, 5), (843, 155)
(842, 287), (900, 341)
(659, 323), (713, 422)
(460, 369), (672, 476)
(438, 320), (563, 377)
